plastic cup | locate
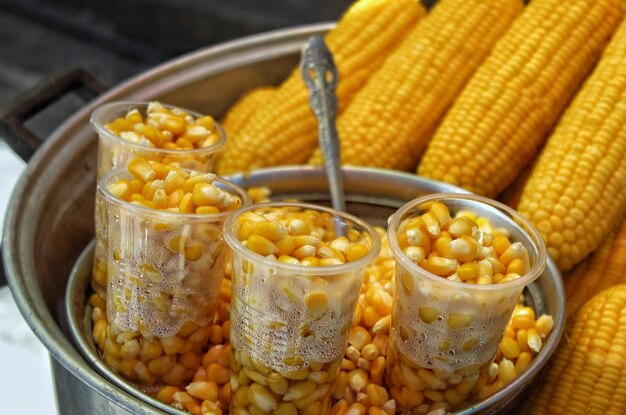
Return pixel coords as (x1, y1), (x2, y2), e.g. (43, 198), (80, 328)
(386, 193), (547, 411)
(90, 101), (227, 296)
(96, 168), (250, 386)
(224, 202), (381, 415)
(91, 100), (226, 180)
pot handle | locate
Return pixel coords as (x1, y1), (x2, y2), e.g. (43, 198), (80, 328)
(0, 68), (104, 162)
(0, 68), (104, 288)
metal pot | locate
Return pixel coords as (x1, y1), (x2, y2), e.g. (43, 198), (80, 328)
(1, 23), (565, 415)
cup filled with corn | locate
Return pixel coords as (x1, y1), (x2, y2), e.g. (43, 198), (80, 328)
(91, 101), (227, 297)
(223, 202), (382, 415)
(91, 101), (226, 179)
(385, 193), (547, 412)
(94, 162), (250, 387)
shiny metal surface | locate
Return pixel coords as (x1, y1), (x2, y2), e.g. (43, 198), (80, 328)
(66, 166), (565, 415)
(301, 35), (345, 212)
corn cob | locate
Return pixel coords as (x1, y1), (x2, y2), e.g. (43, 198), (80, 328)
(497, 161), (535, 209)
(517, 14), (626, 271)
(308, 0), (523, 170)
(564, 219), (626, 318)
(523, 284), (626, 414)
(217, 87), (275, 167)
(418, 0), (624, 198)
(220, 87), (275, 138)
(216, 0), (425, 174)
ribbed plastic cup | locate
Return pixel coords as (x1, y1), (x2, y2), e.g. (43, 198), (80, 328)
(90, 101), (227, 296)
(386, 193), (547, 411)
(95, 168), (250, 386)
(224, 202), (382, 415)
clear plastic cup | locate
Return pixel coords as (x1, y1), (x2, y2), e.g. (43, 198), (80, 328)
(224, 202), (381, 415)
(91, 101), (227, 296)
(386, 193), (547, 411)
(96, 168), (250, 386)
(91, 100), (226, 180)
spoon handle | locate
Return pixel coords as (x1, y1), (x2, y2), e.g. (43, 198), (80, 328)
(301, 35), (346, 213)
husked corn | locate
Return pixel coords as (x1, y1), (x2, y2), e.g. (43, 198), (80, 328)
(217, 0), (425, 173)
(523, 285), (626, 414)
(419, 0), (624, 197)
(308, 0), (522, 170)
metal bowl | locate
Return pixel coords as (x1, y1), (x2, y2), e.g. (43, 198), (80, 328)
(66, 165), (566, 414)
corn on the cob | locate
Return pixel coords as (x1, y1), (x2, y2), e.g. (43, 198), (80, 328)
(523, 284), (626, 414)
(498, 161), (536, 209)
(220, 87), (275, 138)
(217, 87), (275, 167)
(564, 219), (626, 318)
(217, 0), (425, 174)
(308, 0), (523, 170)
(418, 0), (624, 198)
(517, 14), (626, 271)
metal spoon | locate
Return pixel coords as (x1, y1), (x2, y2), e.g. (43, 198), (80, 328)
(301, 35), (346, 213)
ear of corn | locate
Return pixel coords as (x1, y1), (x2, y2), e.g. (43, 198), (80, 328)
(217, 0), (425, 174)
(517, 14), (626, 271)
(418, 0), (624, 198)
(523, 284), (626, 414)
(308, 0), (523, 170)
(220, 87), (276, 139)
(497, 160), (536, 209)
(564, 219), (626, 318)
(217, 87), (276, 167)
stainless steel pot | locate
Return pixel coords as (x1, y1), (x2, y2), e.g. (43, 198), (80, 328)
(1, 23), (565, 415)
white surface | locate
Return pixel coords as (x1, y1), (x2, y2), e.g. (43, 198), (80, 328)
(0, 139), (56, 413)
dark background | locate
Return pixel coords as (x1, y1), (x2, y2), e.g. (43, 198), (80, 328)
(0, 0), (359, 107)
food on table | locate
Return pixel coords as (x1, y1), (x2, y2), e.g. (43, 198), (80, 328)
(216, 0), (425, 174)
(308, 0), (523, 170)
(418, 0), (623, 197)
(224, 204), (380, 415)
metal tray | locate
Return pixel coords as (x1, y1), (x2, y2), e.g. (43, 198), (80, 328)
(66, 166), (566, 414)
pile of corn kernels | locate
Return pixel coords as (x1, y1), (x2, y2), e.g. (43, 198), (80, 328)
(89, 188), (554, 415)
(106, 102), (221, 150)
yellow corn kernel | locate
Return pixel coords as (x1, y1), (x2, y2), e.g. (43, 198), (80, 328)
(128, 157), (156, 182)
(500, 336), (521, 359)
(450, 235), (478, 263)
(255, 221), (288, 241)
(423, 256), (458, 276)
(184, 244), (204, 261)
(248, 383), (278, 412)
(196, 206), (219, 214)
(515, 351), (533, 374)
(535, 315), (554, 338)
(346, 243), (369, 262)
(447, 313), (474, 329)
(179, 193), (196, 214)
(246, 234), (278, 256)
(305, 292), (329, 320)
(497, 358), (516, 385)
(418, 307), (442, 324)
